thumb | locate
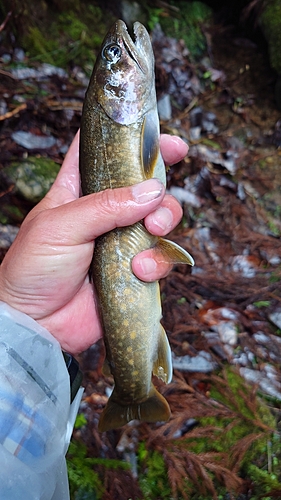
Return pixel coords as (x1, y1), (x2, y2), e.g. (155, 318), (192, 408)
(29, 179), (166, 246)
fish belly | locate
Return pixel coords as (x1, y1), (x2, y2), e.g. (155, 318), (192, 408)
(93, 223), (171, 431)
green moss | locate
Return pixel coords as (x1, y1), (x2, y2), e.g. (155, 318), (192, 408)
(24, 26), (58, 65)
(1, 156), (60, 203)
(158, 1), (212, 60)
(261, 0), (281, 74)
(22, 5), (113, 70)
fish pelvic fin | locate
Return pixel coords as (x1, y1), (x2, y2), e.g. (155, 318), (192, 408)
(155, 238), (195, 266)
(153, 324), (173, 383)
(98, 386), (171, 432)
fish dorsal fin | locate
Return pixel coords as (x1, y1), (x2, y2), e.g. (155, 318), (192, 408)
(141, 110), (166, 185)
(153, 324), (173, 383)
(155, 238), (195, 266)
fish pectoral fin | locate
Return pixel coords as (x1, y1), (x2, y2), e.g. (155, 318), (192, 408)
(141, 110), (166, 184)
(155, 238), (195, 266)
(153, 324), (173, 384)
(98, 386), (171, 432)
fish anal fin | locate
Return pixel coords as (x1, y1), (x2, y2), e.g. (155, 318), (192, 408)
(155, 238), (195, 266)
(98, 386), (171, 432)
(153, 324), (173, 383)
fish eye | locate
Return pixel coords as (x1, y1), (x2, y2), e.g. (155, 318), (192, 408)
(102, 44), (122, 64)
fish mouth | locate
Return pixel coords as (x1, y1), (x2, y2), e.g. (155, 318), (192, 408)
(115, 20), (151, 74)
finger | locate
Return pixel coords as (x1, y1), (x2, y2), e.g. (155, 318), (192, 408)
(144, 194), (183, 236)
(160, 134), (188, 165)
(33, 179), (166, 245)
(132, 248), (173, 282)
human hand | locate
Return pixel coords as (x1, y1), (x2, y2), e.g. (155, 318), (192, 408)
(0, 131), (188, 354)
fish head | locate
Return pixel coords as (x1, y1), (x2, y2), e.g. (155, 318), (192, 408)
(89, 20), (156, 125)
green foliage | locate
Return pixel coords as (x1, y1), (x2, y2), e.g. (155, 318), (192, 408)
(24, 27), (58, 65)
(146, 7), (164, 31)
(261, 0), (281, 75)
(159, 1), (212, 60)
(136, 367), (280, 499)
(22, 4), (112, 70)
(177, 297), (187, 304)
(253, 300), (271, 308)
(138, 442), (172, 499)
(269, 269), (281, 283)
(67, 439), (131, 500)
(66, 369), (281, 499)
(185, 368), (279, 498)
(67, 441), (104, 499)
(0, 203), (25, 224)
(74, 413), (87, 429)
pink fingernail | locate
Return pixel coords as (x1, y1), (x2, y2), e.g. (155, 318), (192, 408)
(151, 207), (173, 231)
(132, 179), (164, 204)
(139, 257), (157, 275)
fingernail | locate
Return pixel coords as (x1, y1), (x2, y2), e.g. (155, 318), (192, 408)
(151, 207), (173, 231)
(139, 257), (157, 275)
(132, 179), (164, 204)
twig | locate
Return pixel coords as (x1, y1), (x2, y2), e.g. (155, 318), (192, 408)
(0, 103), (27, 121)
(0, 69), (17, 79)
(0, 11), (12, 33)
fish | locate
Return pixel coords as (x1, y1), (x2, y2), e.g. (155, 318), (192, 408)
(79, 19), (194, 432)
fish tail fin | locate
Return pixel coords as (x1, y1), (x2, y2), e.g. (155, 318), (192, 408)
(98, 386), (170, 432)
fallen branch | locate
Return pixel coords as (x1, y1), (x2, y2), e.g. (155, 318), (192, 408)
(0, 103), (27, 121)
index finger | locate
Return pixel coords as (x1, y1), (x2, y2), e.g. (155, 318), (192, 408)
(160, 134), (189, 165)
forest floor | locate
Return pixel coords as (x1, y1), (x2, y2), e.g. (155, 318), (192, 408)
(0, 10), (281, 499)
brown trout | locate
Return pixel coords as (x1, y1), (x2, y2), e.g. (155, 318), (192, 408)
(79, 20), (194, 432)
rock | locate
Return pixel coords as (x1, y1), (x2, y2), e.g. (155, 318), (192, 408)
(0, 224), (19, 249)
(157, 94), (172, 121)
(240, 366), (281, 400)
(172, 351), (217, 373)
(0, 157), (60, 203)
(269, 308), (281, 329)
(11, 131), (57, 150)
(11, 63), (67, 80)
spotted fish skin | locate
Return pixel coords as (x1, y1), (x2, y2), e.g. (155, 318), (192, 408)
(79, 20), (194, 432)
